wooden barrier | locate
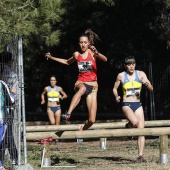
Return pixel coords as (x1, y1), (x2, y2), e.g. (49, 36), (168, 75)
(26, 121), (170, 164)
(26, 120), (170, 132)
(26, 127), (170, 140)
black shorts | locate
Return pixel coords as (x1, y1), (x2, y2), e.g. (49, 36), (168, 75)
(122, 102), (142, 112)
(47, 106), (61, 114)
(83, 83), (98, 96)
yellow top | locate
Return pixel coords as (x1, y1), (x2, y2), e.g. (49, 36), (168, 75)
(47, 86), (60, 103)
(122, 71), (142, 98)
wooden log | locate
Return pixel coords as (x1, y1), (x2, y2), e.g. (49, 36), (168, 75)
(26, 127), (170, 140)
(44, 143), (50, 158)
(26, 120), (170, 132)
(160, 135), (168, 164)
(26, 119), (127, 126)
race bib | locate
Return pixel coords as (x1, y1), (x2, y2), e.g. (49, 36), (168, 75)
(78, 61), (92, 72)
(126, 88), (140, 97)
(48, 97), (59, 102)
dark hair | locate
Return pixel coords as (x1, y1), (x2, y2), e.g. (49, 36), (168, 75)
(124, 56), (136, 64)
(79, 29), (100, 45)
(116, 56), (136, 71)
(0, 51), (13, 63)
(0, 52), (13, 74)
(50, 75), (57, 80)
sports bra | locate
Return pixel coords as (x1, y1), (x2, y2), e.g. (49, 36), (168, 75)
(122, 70), (142, 98)
(47, 86), (60, 103)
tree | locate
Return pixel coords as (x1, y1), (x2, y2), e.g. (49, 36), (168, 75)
(0, 0), (65, 46)
(1, 0), (169, 114)
(0, 0), (66, 112)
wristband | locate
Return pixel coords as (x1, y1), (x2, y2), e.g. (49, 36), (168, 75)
(144, 82), (149, 87)
(95, 51), (99, 55)
(115, 95), (119, 99)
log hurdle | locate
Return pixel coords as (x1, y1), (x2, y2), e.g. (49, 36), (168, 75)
(26, 120), (170, 132)
(26, 127), (170, 164)
(26, 127), (170, 139)
(26, 120), (170, 164)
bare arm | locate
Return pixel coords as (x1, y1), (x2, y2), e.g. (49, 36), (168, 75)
(138, 71), (153, 91)
(58, 86), (68, 100)
(45, 52), (76, 65)
(89, 45), (107, 62)
(95, 52), (107, 62)
(113, 73), (122, 103)
(41, 87), (47, 104)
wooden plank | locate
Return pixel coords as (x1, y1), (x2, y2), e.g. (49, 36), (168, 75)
(26, 127), (170, 140)
(26, 120), (170, 132)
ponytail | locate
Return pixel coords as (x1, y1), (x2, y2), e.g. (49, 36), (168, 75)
(84, 29), (100, 45)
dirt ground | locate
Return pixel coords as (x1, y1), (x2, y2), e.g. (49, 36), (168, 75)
(27, 136), (170, 170)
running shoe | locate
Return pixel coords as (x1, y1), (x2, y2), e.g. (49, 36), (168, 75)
(41, 136), (52, 144)
(61, 112), (71, 122)
(137, 155), (146, 163)
(43, 137), (53, 142)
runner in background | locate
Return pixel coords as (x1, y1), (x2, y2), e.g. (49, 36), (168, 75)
(41, 75), (67, 125)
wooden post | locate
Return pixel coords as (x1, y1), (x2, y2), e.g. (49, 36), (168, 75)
(160, 135), (168, 164)
(44, 143), (50, 158)
(42, 143), (51, 167)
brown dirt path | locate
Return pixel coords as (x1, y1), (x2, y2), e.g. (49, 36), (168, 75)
(27, 137), (170, 170)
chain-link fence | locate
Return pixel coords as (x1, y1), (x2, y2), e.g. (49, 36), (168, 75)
(0, 33), (29, 169)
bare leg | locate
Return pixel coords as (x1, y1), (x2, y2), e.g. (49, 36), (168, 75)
(47, 109), (55, 125)
(122, 106), (145, 158)
(122, 106), (139, 127)
(82, 92), (97, 130)
(67, 83), (86, 114)
(54, 109), (61, 125)
(135, 107), (145, 157)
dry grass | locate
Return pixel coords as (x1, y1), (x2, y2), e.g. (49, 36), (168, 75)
(27, 137), (170, 170)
